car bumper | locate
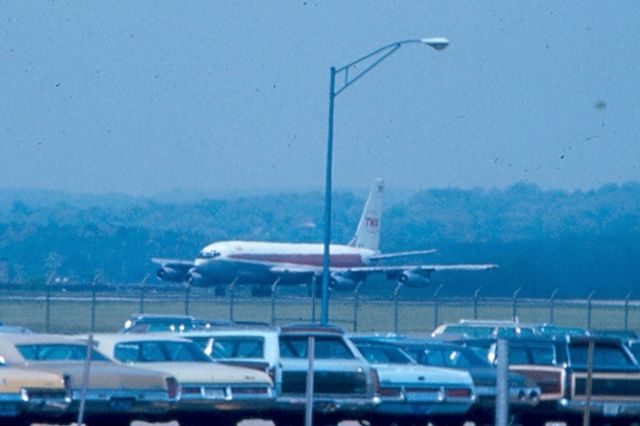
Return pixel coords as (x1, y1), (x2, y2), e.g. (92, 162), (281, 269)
(175, 384), (275, 413)
(557, 398), (640, 418)
(276, 395), (377, 414)
(66, 389), (173, 418)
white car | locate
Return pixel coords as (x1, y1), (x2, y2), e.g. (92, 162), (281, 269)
(350, 337), (475, 426)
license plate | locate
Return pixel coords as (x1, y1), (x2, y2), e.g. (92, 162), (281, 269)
(0, 403), (19, 417)
(603, 403), (619, 416)
(110, 398), (133, 411)
(204, 388), (226, 399)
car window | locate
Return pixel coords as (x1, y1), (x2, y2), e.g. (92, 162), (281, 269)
(441, 325), (494, 338)
(529, 346), (556, 365)
(17, 344), (108, 361)
(419, 348), (446, 366)
(508, 347), (531, 364)
(442, 349), (474, 368)
(570, 343), (634, 367)
(210, 337), (264, 359)
(355, 345), (412, 364)
(628, 343), (640, 362)
(163, 341), (200, 361)
(279, 336), (355, 359)
(114, 342), (139, 362)
(140, 342), (167, 362)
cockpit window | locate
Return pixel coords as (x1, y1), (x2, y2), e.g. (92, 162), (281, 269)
(198, 250), (220, 259)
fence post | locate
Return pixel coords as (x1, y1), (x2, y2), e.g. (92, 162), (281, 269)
(139, 273), (149, 314)
(582, 338), (595, 426)
(45, 274), (54, 333)
(270, 278), (281, 325)
(549, 288), (559, 324)
(305, 336), (315, 426)
(184, 284), (191, 316)
(76, 334), (94, 426)
(473, 287), (482, 319)
(587, 291), (595, 331)
(433, 284), (444, 329)
(90, 274), (99, 333)
(512, 287), (522, 321)
(228, 277), (238, 321)
(310, 276), (317, 323)
(624, 290), (633, 331)
(352, 281), (364, 332)
(393, 282), (404, 334)
(495, 339), (510, 426)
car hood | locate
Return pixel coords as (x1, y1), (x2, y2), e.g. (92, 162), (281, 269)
(26, 361), (170, 390)
(126, 362), (272, 385)
(373, 363), (473, 387)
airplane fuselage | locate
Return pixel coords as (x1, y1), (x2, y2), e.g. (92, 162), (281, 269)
(192, 240), (377, 285)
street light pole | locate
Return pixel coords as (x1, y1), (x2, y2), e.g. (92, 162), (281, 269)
(320, 37), (449, 325)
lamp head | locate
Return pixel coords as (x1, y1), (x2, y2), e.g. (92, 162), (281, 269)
(420, 37), (450, 51)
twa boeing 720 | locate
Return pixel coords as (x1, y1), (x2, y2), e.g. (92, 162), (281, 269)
(152, 179), (496, 295)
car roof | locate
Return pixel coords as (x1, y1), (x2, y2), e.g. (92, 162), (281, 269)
(181, 328), (278, 338)
(89, 333), (193, 344)
(126, 313), (197, 321)
(279, 323), (345, 335)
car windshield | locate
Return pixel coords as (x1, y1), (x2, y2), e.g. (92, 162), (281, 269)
(408, 345), (490, 368)
(439, 325), (495, 338)
(355, 344), (414, 364)
(114, 340), (212, 363)
(17, 344), (109, 361)
(279, 336), (355, 359)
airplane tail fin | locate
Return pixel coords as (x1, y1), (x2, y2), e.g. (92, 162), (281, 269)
(349, 178), (384, 250)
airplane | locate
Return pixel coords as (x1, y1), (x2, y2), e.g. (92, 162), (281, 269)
(152, 179), (497, 295)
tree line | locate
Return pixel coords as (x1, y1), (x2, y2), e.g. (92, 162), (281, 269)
(0, 182), (638, 297)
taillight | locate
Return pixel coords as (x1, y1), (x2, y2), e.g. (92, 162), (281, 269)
(369, 369), (380, 394)
(166, 377), (180, 399)
(63, 374), (72, 391)
(181, 386), (202, 395)
(267, 366), (276, 383)
(378, 387), (402, 397)
(445, 387), (472, 398)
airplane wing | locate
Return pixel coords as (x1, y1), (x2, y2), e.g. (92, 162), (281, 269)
(328, 263), (498, 289)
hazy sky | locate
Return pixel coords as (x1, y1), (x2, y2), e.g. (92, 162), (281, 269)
(1, 1), (639, 196)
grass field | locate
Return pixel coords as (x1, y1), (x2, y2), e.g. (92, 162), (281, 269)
(2, 288), (639, 334)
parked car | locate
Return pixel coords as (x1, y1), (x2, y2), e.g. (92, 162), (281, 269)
(0, 357), (70, 426)
(120, 314), (233, 333)
(349, 337), (475, 426)
(488, 335), (640, 426)
(181, 326), (281, 385)
(91, 333), (275, 426)
(432, 319), (538, 339)
(275, 323), (379, 426)
(375, 337), (539, 425)
(0, 333), (177, 426)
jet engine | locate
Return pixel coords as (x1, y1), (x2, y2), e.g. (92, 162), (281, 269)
(330, 275), (358, 291)
(397, 270), (430, 288)
(156, 267), (190, 283)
